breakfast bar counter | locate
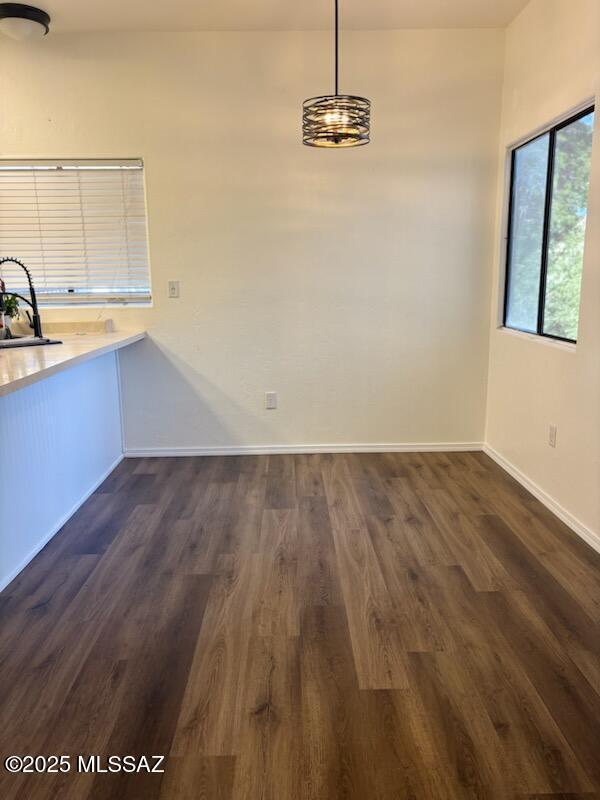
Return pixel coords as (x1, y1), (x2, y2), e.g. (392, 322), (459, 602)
(0, 330), (146, 397)
(0, 329), (146, 591)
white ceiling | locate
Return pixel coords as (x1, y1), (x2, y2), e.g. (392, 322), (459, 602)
(40, 0), (530, 34)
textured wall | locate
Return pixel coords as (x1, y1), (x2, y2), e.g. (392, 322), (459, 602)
(485, 0), (600, 538)
(0, 29), (504, 451)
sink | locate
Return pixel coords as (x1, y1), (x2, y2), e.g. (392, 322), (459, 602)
(0, 336), (62, 349)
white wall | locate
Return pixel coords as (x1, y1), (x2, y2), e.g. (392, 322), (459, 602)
(485, 0), (600, 543)
(0, 353), (123, 590)
(0, 30), (504, 451)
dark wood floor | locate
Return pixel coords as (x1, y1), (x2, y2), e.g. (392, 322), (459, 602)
(1, 452), (599, 799)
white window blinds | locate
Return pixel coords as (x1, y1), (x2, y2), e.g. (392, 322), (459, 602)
(0, 159), (151, 305)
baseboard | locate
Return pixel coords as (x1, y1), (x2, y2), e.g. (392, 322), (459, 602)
(0, 454), (124, 594)
(124, 442), (484, 457)
(483, 444), (600, 554)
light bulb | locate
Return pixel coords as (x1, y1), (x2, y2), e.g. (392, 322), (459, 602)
(324, 111), (349, 126)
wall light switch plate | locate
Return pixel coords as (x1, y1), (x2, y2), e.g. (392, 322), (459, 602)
(265, 391), (278, 410)
(549, 424), (557, 448)
(168, 280), (180, 298)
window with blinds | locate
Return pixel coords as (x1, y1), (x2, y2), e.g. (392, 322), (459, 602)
(0, 159), (152, 305)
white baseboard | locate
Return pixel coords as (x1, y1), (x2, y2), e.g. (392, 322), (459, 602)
(0, 454), (124, 594)
(483, 444), (600, 554)
(124, 442), (484, 457)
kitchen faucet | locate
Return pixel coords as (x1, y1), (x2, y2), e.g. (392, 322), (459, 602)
(0, 256), (45, 339)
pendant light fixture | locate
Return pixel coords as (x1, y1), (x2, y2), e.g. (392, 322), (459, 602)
(0, 3), (50, 39)
(302, 0), (370, 148)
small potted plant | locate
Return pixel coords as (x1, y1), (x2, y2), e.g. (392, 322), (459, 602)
(0, 293), (19, 339)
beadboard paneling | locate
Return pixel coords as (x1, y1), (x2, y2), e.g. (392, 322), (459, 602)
(0, 352), (122, 590)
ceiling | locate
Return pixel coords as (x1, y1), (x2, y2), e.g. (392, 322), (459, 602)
(40, 0), (530, 34)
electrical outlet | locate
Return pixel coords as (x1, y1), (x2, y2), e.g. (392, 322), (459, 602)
(265, 391), (278, 410)
(168, 280), (180, 298)
(549, 424), (557, 448)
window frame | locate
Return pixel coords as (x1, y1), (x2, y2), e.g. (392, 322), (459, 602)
(0, 158), (153, 308)
(503, 104), (595, 344)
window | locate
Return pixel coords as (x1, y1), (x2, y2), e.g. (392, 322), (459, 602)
(504, 106), (595, 342)
(0, 159), (151, 306)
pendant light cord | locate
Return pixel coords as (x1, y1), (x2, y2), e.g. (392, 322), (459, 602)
(334, 0), (339, 95)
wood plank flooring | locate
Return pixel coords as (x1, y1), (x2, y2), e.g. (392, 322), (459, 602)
(1, 452), (599, 799)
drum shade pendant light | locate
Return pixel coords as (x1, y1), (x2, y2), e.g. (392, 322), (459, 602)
(0, 3), (50, 39)
(302, 0), (370, 148)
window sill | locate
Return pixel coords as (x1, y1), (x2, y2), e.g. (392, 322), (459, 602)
(497, 326), (576, 352)
(39, 302), (153, 310)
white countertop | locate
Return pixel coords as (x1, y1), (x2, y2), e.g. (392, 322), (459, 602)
(0, 330), (146, 397)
